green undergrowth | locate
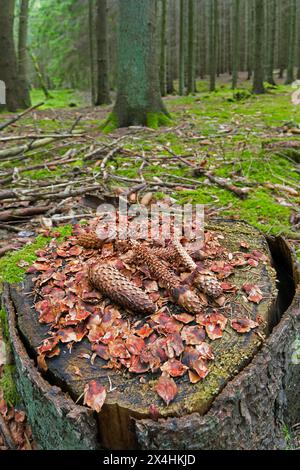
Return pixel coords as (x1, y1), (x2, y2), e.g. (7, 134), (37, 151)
(31, 88), (83, 109)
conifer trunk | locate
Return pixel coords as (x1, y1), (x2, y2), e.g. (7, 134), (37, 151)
(160, 0), (167, 97)
(0, 0), (28, 111)
(209, 0), (217, 91)
(179, 0), (185, 96)
(252, 0), (265, 94)
(106, 0), (169, 129)
(95, 0), (110, 105)
(232, 0), (240, 89)
(187, 0), (195, 94)
(266, 0), (276, 85)
(285, 0), (296, 85)
(18, 0), (31, 108)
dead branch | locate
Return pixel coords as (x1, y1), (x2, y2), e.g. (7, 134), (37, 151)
(0, 206), (51, 222)
(193, 167), (250, 199)
(0, 102), (44, 132)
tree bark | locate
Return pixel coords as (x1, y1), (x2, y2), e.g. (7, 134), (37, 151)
(232, 0), (240, 89)
(159, 0), (167, 97)
(266, 0), (276, 85)
(187, 0), (195, 94)
(179, 0), (185, 95)
(88, 0), (96, 105)
(285, 0), (296, 84)
(209, 0), (217, 91)
(106, 0), (169, 129)
(0, 0), (28, 111)
(18, 0), (31, 108)
(166, 0), (176, 94)
(252, 0), (265, 94)
(95, 0), (111, 105)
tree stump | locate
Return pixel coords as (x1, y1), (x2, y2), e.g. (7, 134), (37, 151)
(3, 220), (300, 450)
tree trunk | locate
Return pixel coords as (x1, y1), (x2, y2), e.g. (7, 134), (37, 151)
(159, 0), (167, 97)
(232, 0), (240, 89)
(105, 0), (170, 129)
(285, 0), (296, 84)
(88, 0), (96, 105)
(252, 0), (265, 94)
(209, 0), (217, 91)
(266, 0), (276, 85)
(18, 0), (31, 108)
(0, 0), (27, 111)
(198, 0), (206, 79)
(179, 0), (185, 95)
(166, 0), (176, 94)
(95, 0), (111, 105)
(187, 0), (195, 94)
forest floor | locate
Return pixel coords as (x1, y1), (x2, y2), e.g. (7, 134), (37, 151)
(0, 77), (300, 449)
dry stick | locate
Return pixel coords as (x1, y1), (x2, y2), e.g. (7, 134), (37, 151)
(0, 414), (16, 450)
(18, 184), (104, 203)
(0, 135), (85, 160)
(0, 102), (44, 132)
(162, 145), (195, 167)
(0, 223), (23, 232)
(0, 157), (79, 185)
(0, 206), (51, 222)
(0, 137), (56, 160)
(193, 168), (250, 199)
(0, 133), (83, 142)
(0, 245), (19, 257)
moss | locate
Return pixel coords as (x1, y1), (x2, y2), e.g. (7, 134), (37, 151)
(0, 225), (72, 287)
(0, 365), (19, 406)
(31, 89), (84, 109)
(101, 112), (119, 133)
(0, 308), (9, 340)
(146, 112), (172, 129)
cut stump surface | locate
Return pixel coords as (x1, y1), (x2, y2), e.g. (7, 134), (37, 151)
(4, 220), (285, 449)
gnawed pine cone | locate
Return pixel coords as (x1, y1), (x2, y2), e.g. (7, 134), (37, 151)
(171, 238), (197, 271)
(88, 263), (157, 315)
(172, 285), (205, 315)
(132, 242), (205, 314)
(132, 242), (180, 291)
(77, 232), (104, 250)
(194, 274), (223, 299)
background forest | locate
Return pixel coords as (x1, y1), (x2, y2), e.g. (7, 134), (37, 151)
(1, 0), (300, 111)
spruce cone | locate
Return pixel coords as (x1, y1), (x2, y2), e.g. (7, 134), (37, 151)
(88, 263), (157, 315)
(151, 246), (178, 264)
(77, 232), (104, 250)
(172, 286), (205, 315)
(171, 238), (197, 271)
(194, 274), (223, 298)
(132, 243), (180, 291)
(132, 242), (204, 314)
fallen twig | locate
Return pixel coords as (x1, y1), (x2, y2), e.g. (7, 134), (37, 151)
(0, 102), (44, 132)
(0, 206), (51, 222)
